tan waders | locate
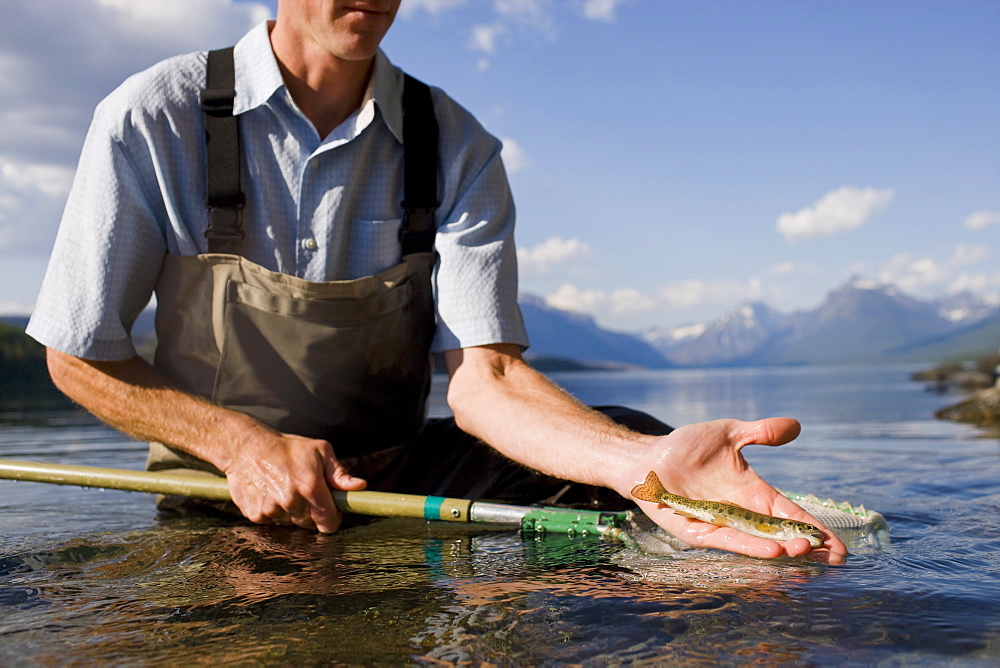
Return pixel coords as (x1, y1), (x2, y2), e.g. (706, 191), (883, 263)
(147, 48), (438, 491)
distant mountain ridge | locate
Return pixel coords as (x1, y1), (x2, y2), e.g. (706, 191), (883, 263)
(518, 295), (669, 369)
(643, 278), (1000, 367)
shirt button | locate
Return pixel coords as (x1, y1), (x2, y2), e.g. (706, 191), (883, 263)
(303, 238), (318, 250)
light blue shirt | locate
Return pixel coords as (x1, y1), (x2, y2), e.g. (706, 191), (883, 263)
(28, 21), (527, 360)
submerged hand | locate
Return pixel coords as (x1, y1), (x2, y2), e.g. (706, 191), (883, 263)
(627, 418), (848, 562)
(224, 423), (367, 533)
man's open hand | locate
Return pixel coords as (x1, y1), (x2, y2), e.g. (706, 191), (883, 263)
(625, 418), (848, 562)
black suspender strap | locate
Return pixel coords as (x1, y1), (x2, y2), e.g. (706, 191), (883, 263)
(200, 47), (245, 254)
(399, 74), (439, 256)
(199, 49), (438, 257)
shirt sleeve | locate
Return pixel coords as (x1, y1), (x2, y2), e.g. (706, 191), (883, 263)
(429, 100), (528, 353)
(26, 102), (168, 361)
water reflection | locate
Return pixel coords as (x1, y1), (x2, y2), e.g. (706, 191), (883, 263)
(550, 365), (954, 430)
(3, 510), (994, 665)
(415, 534), (832, 664)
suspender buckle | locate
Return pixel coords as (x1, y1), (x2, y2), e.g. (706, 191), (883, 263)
(399, 206), (437, 256)
(199, 88), (236, 117)
(205, 206), (245, 254)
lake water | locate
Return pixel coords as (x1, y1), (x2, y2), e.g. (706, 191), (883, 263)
(1, 364), (998, 665)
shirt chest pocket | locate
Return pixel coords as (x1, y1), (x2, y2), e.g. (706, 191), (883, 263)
(347, 218), (403, 278)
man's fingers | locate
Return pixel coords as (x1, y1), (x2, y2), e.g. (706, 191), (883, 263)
(678, 521), (798, 559)
(306, 508), (340, 533)
(729, 417), (802, 451)
(269, 495), (342, 533)
(683, 522), (844, 561)
(325, 457), (367, 491)
(230, 473), (344, 533)
(301, 472), (343, 533)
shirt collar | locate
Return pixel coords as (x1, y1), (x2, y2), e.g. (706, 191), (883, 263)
(232, 21), (285, 115)
(232, 21), (406, 145)
(371, 49), (405, 144)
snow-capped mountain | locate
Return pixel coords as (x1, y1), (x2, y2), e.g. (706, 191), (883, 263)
(643, 302), (789, 366)
(641, 278), (999, 367)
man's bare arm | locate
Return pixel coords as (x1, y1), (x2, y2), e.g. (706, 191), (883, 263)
(45, 348), (365, 531)
(443, 344), (848, 561)
(443, 344), (647, 488)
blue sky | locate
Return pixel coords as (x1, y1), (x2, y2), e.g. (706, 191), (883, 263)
(1, 0), (998, 331)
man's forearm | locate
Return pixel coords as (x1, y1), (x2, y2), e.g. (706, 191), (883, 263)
(444, 344), (653, 495)
(45, 348), (259, 473)
(46, 347), (365, 532)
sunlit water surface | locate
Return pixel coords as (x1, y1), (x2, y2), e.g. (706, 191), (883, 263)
(1, 365), (998, 665)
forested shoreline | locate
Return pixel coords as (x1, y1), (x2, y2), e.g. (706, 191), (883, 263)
(0, 322), (56, 390)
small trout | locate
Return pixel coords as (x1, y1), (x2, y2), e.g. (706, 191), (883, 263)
(631, 471), (826, 548)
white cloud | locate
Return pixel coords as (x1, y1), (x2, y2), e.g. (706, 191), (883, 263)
(579, 0), (626, 22)
(500, 137), (531, 174)
(547, 283), (656, 318)
(0, 157), (75, 254)
(879, 253), (944, 293)
(541, 277), (766, 328)
(495, 0), (557, 37)
(658, 278), (764, 310)
(461, 0), (567, 65)
(423, 0), (623, 67)
(94, 0), (271, 48)
(949, 242), (991, 267)
(878, 243), (994, 296)
(0, 0), (272, 147)
(963, 210), (1000, 231)
(468, 23), (506, 53)
(518, 237), (593, 276)
(399, 0), (468, 17)
(0, 158), (74, 201)
(769, 261), (802, 276)
(949, 271), (1000, 295)
(776, 186), (895, 242)
(0, 0), (269, 256)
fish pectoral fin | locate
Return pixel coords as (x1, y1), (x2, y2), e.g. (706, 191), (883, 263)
(753, 522), (779, 535)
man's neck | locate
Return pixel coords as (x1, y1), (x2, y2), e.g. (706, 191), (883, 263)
(269, 25), (375, 139)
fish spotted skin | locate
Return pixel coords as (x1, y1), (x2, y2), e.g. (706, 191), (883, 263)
(631, 471), (826, 548)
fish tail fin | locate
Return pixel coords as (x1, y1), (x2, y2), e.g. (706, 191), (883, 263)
(630, 470), (667, 503)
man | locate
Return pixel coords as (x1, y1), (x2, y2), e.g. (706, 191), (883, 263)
(27, 1), (845, 561)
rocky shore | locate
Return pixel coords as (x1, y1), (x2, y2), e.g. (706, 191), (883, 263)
(935, 386), (1000, 427)
(913, 352), (1000, 429)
